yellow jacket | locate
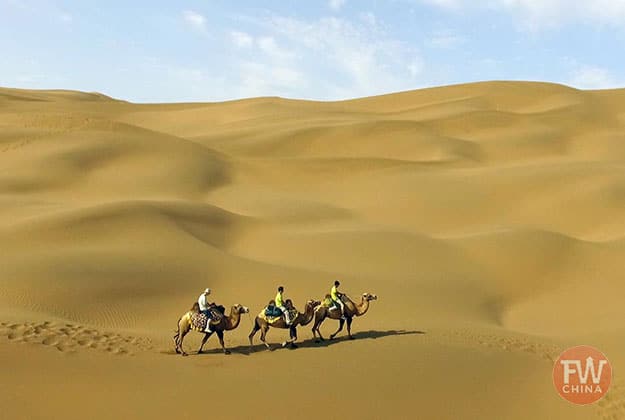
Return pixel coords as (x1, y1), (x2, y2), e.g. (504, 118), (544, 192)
(275, 291), (284, 307)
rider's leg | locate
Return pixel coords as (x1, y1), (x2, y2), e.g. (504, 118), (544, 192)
(279, 306), (291, 324)
(202, 310), (213, 333)
(338, 300), (346, 320)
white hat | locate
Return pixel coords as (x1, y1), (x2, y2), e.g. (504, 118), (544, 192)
(204, 288), (211, 294)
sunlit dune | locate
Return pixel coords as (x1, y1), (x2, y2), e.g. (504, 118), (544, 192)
(1, 81), (624, 419)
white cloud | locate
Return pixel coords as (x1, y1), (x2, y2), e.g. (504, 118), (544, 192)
(329, 0), (347, 11)
(231, 31), (253, 48)
(182, 10), (207, 32)
(235, 61), (305, 98)
(569, 65), (618, 90)
(426, 31), (464, 49)
(359, 11), (377, 27)
(419, 0), (625, 29)
(420, 0), (463, 10)
(408, 57), (424, 77)
(59, 12), (72, 23)
(257, 36), (295, 60)
(233, 15), (425, 99)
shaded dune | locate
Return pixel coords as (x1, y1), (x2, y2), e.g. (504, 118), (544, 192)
(2, 82), (625, 419)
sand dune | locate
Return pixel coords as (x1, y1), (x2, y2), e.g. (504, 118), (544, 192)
(1, 81), (624, 419)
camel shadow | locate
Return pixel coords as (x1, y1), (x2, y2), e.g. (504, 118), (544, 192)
(299, 329), (426, 349)
(243, 329), (425, 354)
(173, 329), (426, 356)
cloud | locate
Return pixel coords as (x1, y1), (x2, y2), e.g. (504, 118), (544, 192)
(231, 31), (253, 48)
(418, 0), (625, 29)
(230, 15), (425, 99)
(420, 0), (462, 10)
(407, 57), (424, 77)
(329, 0), (347, 11)
(257, 36), (295, 60)
(182, 10), (207, 32)
(58, 12), (72, 23)
(426, 31), (464, 49)
(359, 11), (377, 27)
(568, 65), (618, 89)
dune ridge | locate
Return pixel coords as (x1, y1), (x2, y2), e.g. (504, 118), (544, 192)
(1, 82), (624, 419)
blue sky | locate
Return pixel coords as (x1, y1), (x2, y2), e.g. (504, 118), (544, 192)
(2, 0), (625, 102)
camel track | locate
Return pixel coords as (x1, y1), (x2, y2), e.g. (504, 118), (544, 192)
(440, 328), (563, 361)
(0, 321), (153, 355)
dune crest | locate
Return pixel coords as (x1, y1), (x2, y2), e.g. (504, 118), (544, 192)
(1, 82), (624, 419)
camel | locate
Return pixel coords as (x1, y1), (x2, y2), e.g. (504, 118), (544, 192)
(311, 293), (377, 341)
(173, 303), (249, 356)
(249, 299), (320, 351)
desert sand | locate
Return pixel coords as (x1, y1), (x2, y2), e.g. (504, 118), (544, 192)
(1, 81), (624, 419)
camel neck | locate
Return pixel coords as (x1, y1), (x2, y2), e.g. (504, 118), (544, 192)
(299, 304), (315, 326)
(355, 296), (370, 316)
(225, 307), (242, 330)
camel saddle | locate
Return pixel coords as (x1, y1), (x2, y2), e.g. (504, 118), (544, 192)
(259, 307), (297, 325)
(189, 305), (225, 332)
(322, 296), (342, 311)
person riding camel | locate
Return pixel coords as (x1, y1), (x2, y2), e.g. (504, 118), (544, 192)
(198, 288), (216, 333)
(331, 280), (347, 320)
(275, 286), (292, 325)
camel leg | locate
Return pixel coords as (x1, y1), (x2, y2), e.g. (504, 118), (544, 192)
(249, 319), (261, 351)
(260, 325), (272, 351)
(330, 319), (345, 340)
(198, 332), (213, 354)
(178, 329), (190, 356)
(173, 331), (180, 354)
(283, 326), (298, 348)
(346, 317), (354, 339)
(312, 314), (325, 342)
(248, 326), (260, 351)
(216, 330), (230, 355)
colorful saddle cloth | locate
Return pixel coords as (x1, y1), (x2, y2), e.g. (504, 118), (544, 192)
(190, 312), (209, 331)
(189, 307), (224, 331)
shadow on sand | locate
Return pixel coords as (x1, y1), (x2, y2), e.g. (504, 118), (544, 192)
(175, 329), (426, 356)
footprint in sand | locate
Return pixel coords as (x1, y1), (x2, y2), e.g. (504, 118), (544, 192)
(444, 328), (562, 362)
(0, 320), (152, 356)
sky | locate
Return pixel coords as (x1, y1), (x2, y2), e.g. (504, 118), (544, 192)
(2, 0), (625, 103)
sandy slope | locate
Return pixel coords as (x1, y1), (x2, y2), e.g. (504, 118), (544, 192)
(1, 82), (625, 419)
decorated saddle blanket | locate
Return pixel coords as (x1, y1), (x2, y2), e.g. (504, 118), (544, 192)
(189, 307), (224, 331)
(190, 312), (210, 331)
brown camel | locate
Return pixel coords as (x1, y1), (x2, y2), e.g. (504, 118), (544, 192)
(311, 293), (377, 341)
(249, 299), (320, 351)
(173, 303), (249, 356)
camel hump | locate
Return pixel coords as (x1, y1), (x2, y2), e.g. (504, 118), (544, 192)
(190, 302), (200, 312)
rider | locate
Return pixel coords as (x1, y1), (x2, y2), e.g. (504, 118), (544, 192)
(275, 286), (292, 325)
(331, 280), (346, 320)
(198, 288), (215, 333)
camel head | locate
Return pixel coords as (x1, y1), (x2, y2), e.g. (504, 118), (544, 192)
(362, 293), (378, 302)
(233, 304), (250, 314)
(306, 299), (322, 309)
